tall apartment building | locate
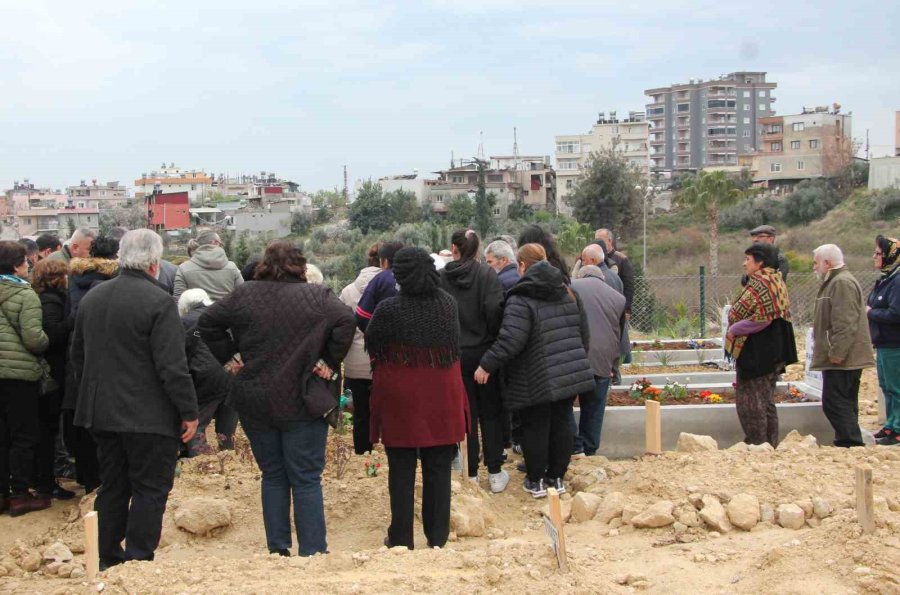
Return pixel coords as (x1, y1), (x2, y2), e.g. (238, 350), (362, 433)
(740, 105), (853, 189)
(135, 163), (212, 205)
(554, 111), (649, 204)
(644, 72), (777, 172)
(67, 180), (129, 210)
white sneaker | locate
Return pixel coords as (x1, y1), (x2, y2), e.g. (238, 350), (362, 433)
(489, 470), (510, 493)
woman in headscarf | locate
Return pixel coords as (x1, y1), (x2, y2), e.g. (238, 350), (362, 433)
(366, 247), (468, 549)
(868, 235), (900, 446)
(725, 242), (798, 446)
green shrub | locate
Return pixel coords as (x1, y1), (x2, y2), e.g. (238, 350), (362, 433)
(782, 179), (842, 225)
(870, 188), (900, 220)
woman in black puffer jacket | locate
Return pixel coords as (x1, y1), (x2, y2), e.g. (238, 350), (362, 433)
(475, 243), (594, 499)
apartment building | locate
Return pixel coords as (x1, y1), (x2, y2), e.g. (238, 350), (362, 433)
(5, 181), (68, 214)
(740, 105), (852, 189)
(428, 156), (556, 218)
(66, 180), (129, 210)
(15, 208), (100, 237)
(135, 163), (212, 205)
(554, 111), (649, 203)
(644, 72), (777, 172)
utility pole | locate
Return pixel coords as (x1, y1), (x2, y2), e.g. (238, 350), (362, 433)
(343, 165), (348, 203)
(866, 129), (870, 161)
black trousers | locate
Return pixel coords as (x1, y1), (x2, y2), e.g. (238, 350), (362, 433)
(518, 397), (575, 483)
(34, 391), (62, 491)
(822, 369), (864, 447)
(0, 380), (40, 497)
(92, 431), (180, 564)
(212, 402), (238, 448)
(386, 444), (455, 550)
(346, 378), (373, 455)
(460, 349), (504, 476)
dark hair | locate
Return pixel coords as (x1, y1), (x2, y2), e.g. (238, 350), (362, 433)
(36, 234), (61, 253)
(0, 240), (27, 274)
(378, 241), (405, 267)
(109, 227), (129, 241)
(745, 242), (778, 269)
(31, 259), (68, 294)
(367, 242), (383, 268)
(450, 229), (480, 262)
(18, 238), (38, 255)
(89, 236), (120, 259)
(393, 247), (440, 296)
(517, 224), (569, 281)
(255, 240), (307, 282)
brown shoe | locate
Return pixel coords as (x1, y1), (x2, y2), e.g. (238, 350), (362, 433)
(9, 494), (51, 517)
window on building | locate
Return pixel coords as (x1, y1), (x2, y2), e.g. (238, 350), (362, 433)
(759, 90), (766, 98)
(743, 117), (750, 125)
(744, 144), (751, 152)
(742, 104), (749, 111)
(648, 107), (665, 116)
(493, 208), (501, 216)
(742, 130), (751, 138)
(450, 175), (464, 183)
(771, 142), (782, 151)
(792, 122), (805, 132)
(556, 141), (580, 153)
(707, 100), (736, 109)
(790, 140), (801, 149)
(487, 174), (503, 183)
(797, 161), (805, 170)
(770, 163), (782, 173)
(87, 216), (92, 222)
(566, 179), (574, 189)
(435, 195), (443, 202)
(677, 103), (690, 112)
(558, 160), (579, 170)
(758, 104), (766, 111)
(809, 139), (819, 149)
(743, 91), (750, 98)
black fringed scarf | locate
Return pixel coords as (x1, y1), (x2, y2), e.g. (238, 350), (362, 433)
(364, 291), (461, 369)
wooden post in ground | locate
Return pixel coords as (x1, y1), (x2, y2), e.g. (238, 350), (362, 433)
(546, 487), (569, 572)
(459, 436), (468, 479)
(645, 399), (662, 454)
(84, 511), (99, 581)
(856, 464), (875, 534)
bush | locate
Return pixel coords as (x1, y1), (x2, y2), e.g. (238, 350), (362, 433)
(782, 179), (842, 225)
(719, 195), (785, 231)
(784, 249), (813, 274)
(870, 188), (900, 220)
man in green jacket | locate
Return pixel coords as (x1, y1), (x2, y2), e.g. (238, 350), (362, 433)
(810, 244), (875, 447)
(46, 228), (95, 265)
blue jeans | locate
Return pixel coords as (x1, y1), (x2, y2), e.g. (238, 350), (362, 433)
(571, 376), (611, 456)
(245, 419), (329, 556)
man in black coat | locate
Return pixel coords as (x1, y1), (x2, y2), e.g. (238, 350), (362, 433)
(72, 229), (198, 569)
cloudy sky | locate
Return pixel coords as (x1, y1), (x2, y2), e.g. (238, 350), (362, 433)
(1, 0), (898, 194)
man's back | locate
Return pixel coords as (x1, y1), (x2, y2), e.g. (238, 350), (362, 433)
(572, 272), (626, 378)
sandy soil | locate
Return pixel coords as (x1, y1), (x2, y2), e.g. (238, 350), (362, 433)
(1, 368), (896, 595)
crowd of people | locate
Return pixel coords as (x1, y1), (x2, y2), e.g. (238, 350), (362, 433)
(0, 221), (897, 563)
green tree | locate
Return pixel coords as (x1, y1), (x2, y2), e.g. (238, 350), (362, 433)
(99, 205), (148, 235)
(507, 198), (534, 221)
(386, 189), (420, 225)
(349, 180), (393, 234)
(676, 170), (743, 275)
(447, 194), (475, 227)
(233, 231), (251, 268)
(66, 217), (77, 238)
(290, 211), (312, 236)
(557, 222), (594, 255)
(472, 162), (496, 239)
(567, 146), (643, 235)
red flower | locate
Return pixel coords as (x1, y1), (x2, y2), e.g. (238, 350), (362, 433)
(700, 390), (712, 398)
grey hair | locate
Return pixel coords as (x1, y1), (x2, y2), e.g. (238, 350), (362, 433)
(305, 263), (324, 284)
(118, 229), (163, 270)
(485, 240), (515, 263)
(71, 228), (97, 242)
(497, 234), (518, 250)
(595, 228), (614, 246)
(196, 230), (221, 246)
(177, 288), (213, 316)
(813, 244), (844, 267)
(582, 243), (606, 262)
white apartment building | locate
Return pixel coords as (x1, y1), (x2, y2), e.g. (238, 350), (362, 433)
(134, 163), (212, 205)
(554, 111), (649, 203)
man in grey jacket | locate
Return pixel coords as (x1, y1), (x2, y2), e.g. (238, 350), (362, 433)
(570, 264), (626, 456)
(173, 231), (243, 301)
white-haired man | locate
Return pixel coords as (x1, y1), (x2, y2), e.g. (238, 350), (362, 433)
(484, 240), (519, 292)
(72, 229), (198, 568)
(46, 228), (95, 264)
(810, 244), (875, 447)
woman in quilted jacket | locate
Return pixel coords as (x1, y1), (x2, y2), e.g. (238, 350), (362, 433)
(0, 240), (50, 516)
(475, 243), (594, 499)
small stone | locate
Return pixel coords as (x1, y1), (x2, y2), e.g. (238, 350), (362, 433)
(854, 567), (872, 575)
(760, 503), (776, 524)
(570, 492), (603, 523)
(20, 551), (41, 572)
(614, 574), (630, 585)
(673, 522), (687, 534)
(676, 433), (718, 452)
(678, 510), (701, 528)
(631, 500), (675, 528)
(621, 502), (643, 525)
(596, 492), (627, 523)
(806, 517), (821, 528)
(69, 566), (85, 579)
(540, 499), (571, 524)
(173, 497), (232, 535)
(608, 528), (620, 537)
(46, 561), (63, 575)
(776, 430), (818, 451)
(777, 504), (806, 530)
(56, 563), (74, 578)
(812, 497), (832, 519)
(609, 517), (623, 529)
(728, 442), (749, 452)
(42, 542), (74, 564)
(795, 499), (814, 519)
(747, 443), (775, 453)
(726, 494), (760, 531)
(529, 569), (541, 580)
(688, 493), (704, 510)
(708, 531), (721, 538)
(699, 495), (733, 533)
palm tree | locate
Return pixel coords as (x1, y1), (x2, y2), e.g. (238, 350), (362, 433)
(676, 170), (743, 276)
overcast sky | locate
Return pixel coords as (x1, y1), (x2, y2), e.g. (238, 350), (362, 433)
(1, 0), (898, 194)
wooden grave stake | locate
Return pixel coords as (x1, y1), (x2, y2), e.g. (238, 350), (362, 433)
(856, 464), (875, 534)
(645, 399), (662, 455)
(459, 436), (468, 479)
(84, 511), (99, 581)
(543, 487), (569, 572)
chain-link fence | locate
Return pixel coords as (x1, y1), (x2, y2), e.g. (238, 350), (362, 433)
(631, 270), (881, 339)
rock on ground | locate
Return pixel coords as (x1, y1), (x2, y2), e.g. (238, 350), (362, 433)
(631, 500), (675, 528)
(596, 491), (627, 524)
(540, 499), (572, 524)
(777, 503), (806, 530)
(699, 495), (733, 533)
(748, 443), (775, 453)
(726, 493), (760, 530)
(622, 502), (643, 525)
(727, 442), (749, 452)
(776, 430), (818, 451)
(570, 492), (603, 523)
(676, 433), (719, 453)
(812, 496), (832, 519)
(42, 542), (74, 564)
(173, 498), (233, 535)
(451, 494), (497, 537)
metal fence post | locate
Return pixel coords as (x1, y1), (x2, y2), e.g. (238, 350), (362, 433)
(699, 266), (706, 338)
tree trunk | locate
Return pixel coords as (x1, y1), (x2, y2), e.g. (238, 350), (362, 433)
(708, 205), (719, 276)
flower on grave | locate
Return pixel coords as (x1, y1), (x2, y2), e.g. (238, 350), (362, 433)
(700, 390), (712, 398)
(706, 393), (723, 403)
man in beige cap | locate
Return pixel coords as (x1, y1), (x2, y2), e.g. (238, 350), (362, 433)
(749, 225), (789, 281)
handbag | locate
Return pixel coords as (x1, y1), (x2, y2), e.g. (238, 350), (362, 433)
(300, 370), (341, 428)
(0, 304), (58, 396)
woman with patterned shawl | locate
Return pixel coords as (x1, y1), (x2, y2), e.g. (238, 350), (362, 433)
(725, 243), (798, 446)
(867, 235), (900, 446)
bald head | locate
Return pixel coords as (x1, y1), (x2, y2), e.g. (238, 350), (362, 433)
(581, 244), (606, 266)
(69, 228), (96, 259)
